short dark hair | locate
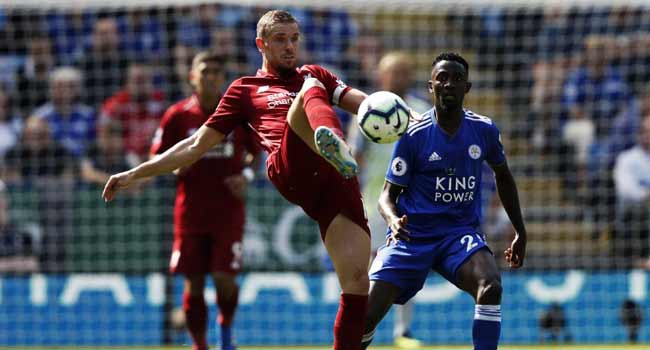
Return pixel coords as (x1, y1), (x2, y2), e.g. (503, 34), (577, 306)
(192, 50), (225, 70)
(433, 52), (469, 75)
(256, 10), (298, 39)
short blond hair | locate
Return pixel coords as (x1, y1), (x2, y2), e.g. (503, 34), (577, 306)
(378, 51), (414, 74)
(256, 10), (298, 39)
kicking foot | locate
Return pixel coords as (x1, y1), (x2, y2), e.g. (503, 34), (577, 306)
(314, 126), (358, 179)
(395, 331), (422, 349)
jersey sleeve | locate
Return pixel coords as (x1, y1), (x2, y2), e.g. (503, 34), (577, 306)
(204, 81), (248, 135)
(385, 133), (415, 187)
(485, 123), (506, 166)
(305, 65), (351, 105)
(150, 105), (180, 155)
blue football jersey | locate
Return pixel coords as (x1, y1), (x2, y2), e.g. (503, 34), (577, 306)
(385, 108), (506, 238)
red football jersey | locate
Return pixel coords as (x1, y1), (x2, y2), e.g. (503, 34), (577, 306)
(151, 95), (258, 235)
(204, 65), (350, 154)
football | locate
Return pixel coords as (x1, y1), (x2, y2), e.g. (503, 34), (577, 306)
(357, 91), (410, 144)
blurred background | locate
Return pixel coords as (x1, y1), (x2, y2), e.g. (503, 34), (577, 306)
(0, 0), (649, 347)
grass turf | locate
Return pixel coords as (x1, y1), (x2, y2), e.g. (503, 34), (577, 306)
(5, 345), (649, 350)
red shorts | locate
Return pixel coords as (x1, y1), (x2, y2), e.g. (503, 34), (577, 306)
(169, 228), (244, 275)
(266, 125), (370, 239)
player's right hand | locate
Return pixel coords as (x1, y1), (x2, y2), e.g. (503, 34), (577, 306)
(102, 171), (137, 202)
(387, 214), (410, 245)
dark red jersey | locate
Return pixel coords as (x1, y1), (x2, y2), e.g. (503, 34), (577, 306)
(151, 95), (258, 235)
(204, 65), (350, 154)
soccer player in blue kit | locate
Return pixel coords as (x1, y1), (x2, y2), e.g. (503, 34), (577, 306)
(361, 52), (527, 350)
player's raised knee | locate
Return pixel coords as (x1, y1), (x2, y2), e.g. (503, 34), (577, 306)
(476, 278), (502, 304)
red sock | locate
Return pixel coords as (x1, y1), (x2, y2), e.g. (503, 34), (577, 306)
(183, 293), (208, 350)
(217, 286), (239, 326)
(303, 86), (344, 139)
(333, 293), (368, 350)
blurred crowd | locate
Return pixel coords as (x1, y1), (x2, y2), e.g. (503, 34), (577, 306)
(0, 3), (649, 272)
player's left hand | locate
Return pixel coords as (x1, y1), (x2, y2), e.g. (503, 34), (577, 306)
(387, 214), (410, 245)
(504, 233), (526, 268)
(224, 174), (247, 200)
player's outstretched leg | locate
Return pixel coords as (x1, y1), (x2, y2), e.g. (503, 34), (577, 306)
(394, 301), (422, 349)
(314, 126), (358, 179)
(361, 280), (402, 350)
(213, 272), (240, 350)
(324, 214), (371, 350)
(183, 276), (209, 350)
(286, 77), (358, 179)
(457, 250), (502, 350)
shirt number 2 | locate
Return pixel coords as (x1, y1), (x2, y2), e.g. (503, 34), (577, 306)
(460, 234), (484, 252)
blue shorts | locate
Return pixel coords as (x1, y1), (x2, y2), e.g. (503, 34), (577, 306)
(368, 230), (491, 304)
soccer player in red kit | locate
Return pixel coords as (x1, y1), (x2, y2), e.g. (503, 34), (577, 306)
(151, 51), (260, 350)
(104, 10), (372, 350)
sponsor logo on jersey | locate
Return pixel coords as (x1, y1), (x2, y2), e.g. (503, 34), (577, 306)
(391, 157), (408, 176)
(266, 91), (298, 109)
(257, 85), (270, 93)
(434, 175), (477, 203)
(468, 144), (482, 159)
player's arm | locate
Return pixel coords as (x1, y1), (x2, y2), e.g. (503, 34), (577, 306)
(490, 161), (527, 268)
(338, 88), (367, 115)
(378, 180), (410, 244)
(102, 125), (225, 201)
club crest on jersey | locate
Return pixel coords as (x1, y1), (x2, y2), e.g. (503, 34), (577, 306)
(391, 157), (408, 176)
(468, 144), (482, 159)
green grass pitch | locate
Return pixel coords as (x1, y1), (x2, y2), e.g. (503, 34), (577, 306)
(6, 345), (649, 350)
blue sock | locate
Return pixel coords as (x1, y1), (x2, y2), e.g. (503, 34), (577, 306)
(473, 304), (501, 350)
(220, 325), (233, 350)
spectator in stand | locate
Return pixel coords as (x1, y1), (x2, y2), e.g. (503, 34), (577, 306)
(15, 34), (54, 114)
(526, 7), (581, 192)
(613, 115), (650, 268)
(32, 67), (96, 158)
(211, 27), (249, 81)
(175, 3), (225, 50)
(0, 86), (21, 159)
(3, 115), (75, 183)
(0, 179), (40, 273)
(77, 17), (129, 107)
(120, 8), (168, 63)
(171, 44), (196, 102)
(340, 27), (383, 93)
(3, 116), (76, 272)
(99, 62), (165, 164)
(81, 119), (132, 186)
(43, 8), (94, 65)
(294, 8), (357, 68)
(561, 35), (637, 239)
